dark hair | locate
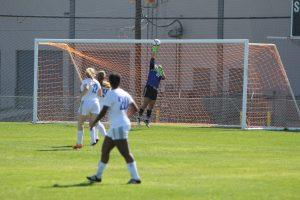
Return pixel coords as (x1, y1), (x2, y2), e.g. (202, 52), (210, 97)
(108, 73), (121, 89)
(97, 70), (106, 84)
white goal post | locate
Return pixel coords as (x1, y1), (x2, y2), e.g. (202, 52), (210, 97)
(33, 38), (300, 130)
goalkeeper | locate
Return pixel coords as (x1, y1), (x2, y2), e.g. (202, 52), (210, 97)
(137, 39), (166, 127)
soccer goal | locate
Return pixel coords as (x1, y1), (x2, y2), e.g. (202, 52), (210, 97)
(33, 38), (300, 130)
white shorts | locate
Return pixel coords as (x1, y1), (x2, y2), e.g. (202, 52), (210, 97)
(78, 99), (100, 116)
(107, 125), (131, 140)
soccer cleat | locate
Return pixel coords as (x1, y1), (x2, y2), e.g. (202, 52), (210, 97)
(87, 175), (101, 183)
(73, 144), (83, 150)
(91, 139), (99, 146)
(144, 119), (150, 128)
(127, 179), (141, 184)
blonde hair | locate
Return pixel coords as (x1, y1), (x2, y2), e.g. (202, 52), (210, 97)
(102, 80), (111, 88)
(85, 68), (96, 78)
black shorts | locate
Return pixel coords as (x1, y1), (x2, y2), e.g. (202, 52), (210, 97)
(143, 85), (158, 100)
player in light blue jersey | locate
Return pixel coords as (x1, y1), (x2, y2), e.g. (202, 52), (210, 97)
(137, 39), (166, 127)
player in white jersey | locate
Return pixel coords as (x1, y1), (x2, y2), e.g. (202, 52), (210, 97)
(85, 70), (111, 144)
(96, 70), (111, 107)
(88, 73), (141, 184)
(73, 68), (107, 150)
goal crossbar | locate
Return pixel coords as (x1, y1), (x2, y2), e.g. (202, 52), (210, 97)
(33, 38), (300, 130)
(35, 38), (249, 44)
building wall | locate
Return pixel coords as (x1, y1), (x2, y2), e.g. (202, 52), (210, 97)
(0, 0), (299, 121)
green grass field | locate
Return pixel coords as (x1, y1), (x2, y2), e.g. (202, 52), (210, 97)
(0, 122), (299, 200)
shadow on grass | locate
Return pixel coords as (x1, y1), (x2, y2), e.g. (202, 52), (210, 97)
(52, 182), (94, 188)
(51, 145), (73, 148)
(41, 181), (125, 189)
(37, 145), (74, 152)
(36, 149), (73, 152)
(40, 182), (95, 189)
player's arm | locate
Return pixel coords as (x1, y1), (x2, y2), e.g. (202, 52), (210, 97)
(131, 101), (139, 113)
(151, 49), (157, 60)
(127, 101), (138, 117)
(81, 83), (89, 96)
(90, 106), (108, 129)
(149, 56), (155, 70)
(150, 39), (160, 69)
(97, 86), (103, 97)
(127, 94), (138, 117)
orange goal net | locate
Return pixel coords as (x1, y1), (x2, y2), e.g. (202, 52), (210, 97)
(33, 39), (300, 129)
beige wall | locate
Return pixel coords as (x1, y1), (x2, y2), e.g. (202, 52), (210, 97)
(0, 0), (299, 121)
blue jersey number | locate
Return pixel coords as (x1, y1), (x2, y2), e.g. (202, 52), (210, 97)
(118, 97), (129, 110)
(92, 84), (98, 93)
(102, 88), (108, 97)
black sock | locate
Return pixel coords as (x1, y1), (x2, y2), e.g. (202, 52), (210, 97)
(146, 109), (152, 119)
(139, 109), (144, 117)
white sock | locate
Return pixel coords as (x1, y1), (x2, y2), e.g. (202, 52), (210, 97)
(77, 130), (83, 145)
(96, 122), (107, 137)
(96, 161), (106, 178)
(127, 161), (140, 180)
(94, 130), (99, 141)
(90, 127), (96, 144)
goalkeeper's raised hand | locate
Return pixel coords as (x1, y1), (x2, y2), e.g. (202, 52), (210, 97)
(151, 45), (159, 53)
(156, 65), (164, 77)
(151, 39), (161, 54)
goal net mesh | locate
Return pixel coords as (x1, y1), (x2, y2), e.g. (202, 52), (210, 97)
(36, 40), (300, 128)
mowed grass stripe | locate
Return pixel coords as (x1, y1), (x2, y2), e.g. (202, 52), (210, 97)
(0, 122), (299, 200)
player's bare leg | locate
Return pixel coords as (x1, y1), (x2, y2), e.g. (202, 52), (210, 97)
(92, 114), (107, 137)
(101, 136), (115, 163)
(89, 114), (107, 146)
(115, 140), (141, 184)
(88, 115), (97, 145)
(137, 97), (151, 126)
(73, 115), (86, 149)
(87, 136), (115, 183)
(144, 100), (156, 128)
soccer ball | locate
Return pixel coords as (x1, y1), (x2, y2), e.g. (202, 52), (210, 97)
(153, 39), (161, 46)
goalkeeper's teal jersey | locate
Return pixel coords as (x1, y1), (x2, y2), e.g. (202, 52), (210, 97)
(146, 58), (163, 89)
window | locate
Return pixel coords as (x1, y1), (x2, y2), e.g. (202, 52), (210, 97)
(16, 50), (34, 109)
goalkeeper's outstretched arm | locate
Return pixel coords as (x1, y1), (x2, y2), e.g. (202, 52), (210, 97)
(151, 47), (158, 59)
(149, 48), (158, 70)
(151, 39), (160, 58)
(150, 39), (160, 69)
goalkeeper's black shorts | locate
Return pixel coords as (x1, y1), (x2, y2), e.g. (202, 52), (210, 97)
(143, 85), (158, 100)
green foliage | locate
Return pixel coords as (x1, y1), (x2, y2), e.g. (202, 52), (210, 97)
(0, 123), (299, 200)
